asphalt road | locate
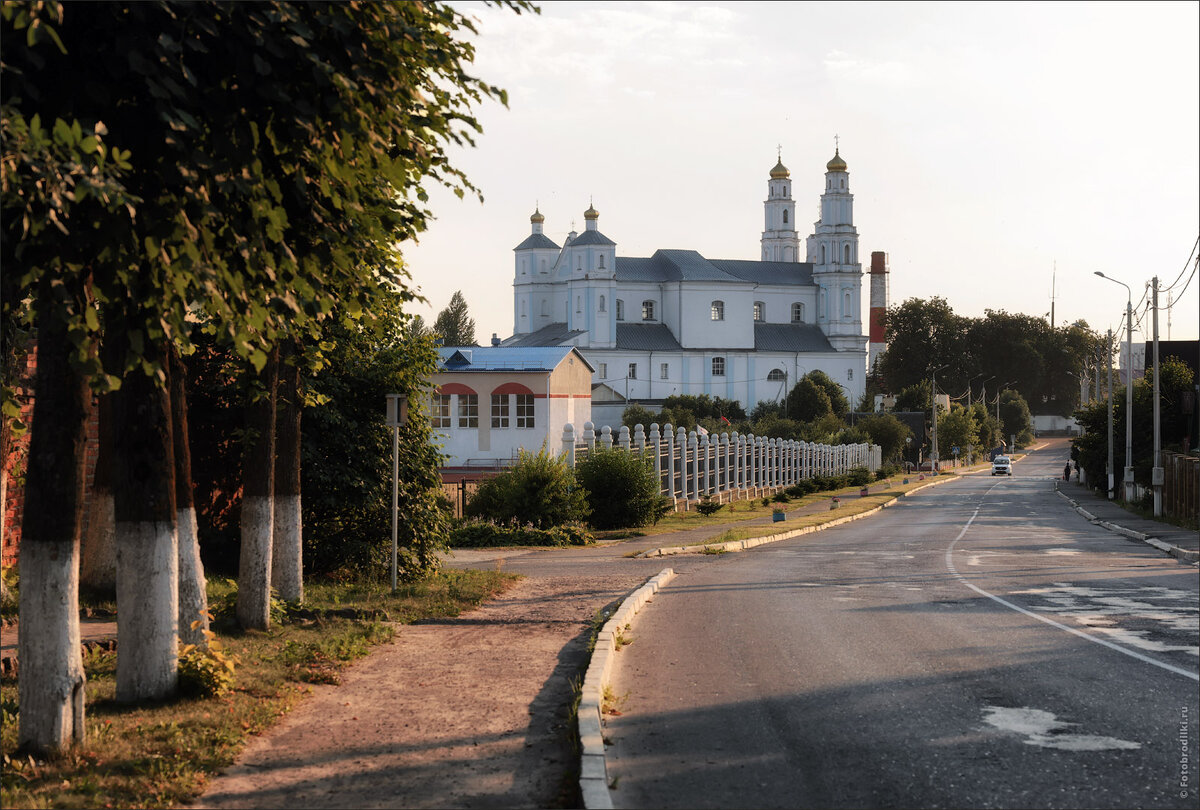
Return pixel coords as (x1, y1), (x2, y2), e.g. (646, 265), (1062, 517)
(604, 442), (1200, 809)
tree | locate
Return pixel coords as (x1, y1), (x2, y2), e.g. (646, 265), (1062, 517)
(936, 406), (979, 458)
(877, 297), (966, 393)
(803, 370), (849, 418)
(998, 389), (1034, 447)
(434, 290), (477, 347)
(855, 413), (913, 462)
(5, 0), (531, 737)
(787, 378), (833, 423)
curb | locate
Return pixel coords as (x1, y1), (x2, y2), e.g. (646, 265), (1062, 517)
(635, 475), (960, 558)
(1053, 487), (1200, 563)
(579, 568), (676, 810)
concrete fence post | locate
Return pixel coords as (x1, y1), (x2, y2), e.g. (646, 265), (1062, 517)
(583, 421), (596, 451)
(649, 423), (663, 495)
(619, 425), (631, 450)
(663, 424), (675, 503)
(600, 424), (613, 451)
(562, 423), (576, 468)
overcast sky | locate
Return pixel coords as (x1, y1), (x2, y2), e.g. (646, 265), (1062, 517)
(401, 1), (1200, 348)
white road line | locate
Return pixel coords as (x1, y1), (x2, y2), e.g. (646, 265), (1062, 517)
(944, 482), (1199, 682)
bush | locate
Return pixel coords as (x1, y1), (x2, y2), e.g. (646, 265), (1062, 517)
(178, 625), (239, 698)
(772, 491), (791, 503)
(847, 467), (872, 487)
(575, 447), (669, 530)
(786, 480), (817, 497)
(450, 521), (593, 548)
(465, 448), (590, 528)
(876, 463), (900, 480)
(695, 497), (724, 516)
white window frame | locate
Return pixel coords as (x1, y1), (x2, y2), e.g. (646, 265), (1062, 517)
(642, 300), (655, 321)
(711, 300), (725, 321)
(457, 394), (478, 429)
(431, 394), (451, 429)
(712, 357), (726, 377)
(490, 394), (509, 429)
(516, 394), (535, 429)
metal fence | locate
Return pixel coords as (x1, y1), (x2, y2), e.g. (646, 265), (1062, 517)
(561, 421), (881, 509)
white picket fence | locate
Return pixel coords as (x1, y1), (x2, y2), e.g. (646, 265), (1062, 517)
(561, 422), (881, 509)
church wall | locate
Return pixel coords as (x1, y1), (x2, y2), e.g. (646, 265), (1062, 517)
(677, 287), (754, 349)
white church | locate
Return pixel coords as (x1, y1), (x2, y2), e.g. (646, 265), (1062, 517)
(503, 149), (887, 424)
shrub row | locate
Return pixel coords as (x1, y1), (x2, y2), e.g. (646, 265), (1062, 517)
(450, 521), (593, 548)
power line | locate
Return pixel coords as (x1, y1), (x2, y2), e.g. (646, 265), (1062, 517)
(1161, 235), (1199, 293)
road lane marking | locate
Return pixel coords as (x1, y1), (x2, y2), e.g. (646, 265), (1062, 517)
(944, 488), (1200, 682)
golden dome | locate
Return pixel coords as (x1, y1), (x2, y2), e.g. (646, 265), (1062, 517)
(769, 159), (790, 179)
(530, 208), (545, 224)
(826, 149), (847, 172)
(584, 204), (599, 220)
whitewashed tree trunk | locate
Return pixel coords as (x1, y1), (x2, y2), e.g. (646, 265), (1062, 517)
(114, 520), (178, 701)
(112, 350), (179, 703)
(237, 348), (278, 630)
(271, 494), (302, 602)
(271, 342), (303, 603)
(170, 350), (208, 647)
(18, 275), (89, 753)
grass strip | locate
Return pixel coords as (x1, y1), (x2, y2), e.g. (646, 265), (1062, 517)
(1, 568), (519, 809)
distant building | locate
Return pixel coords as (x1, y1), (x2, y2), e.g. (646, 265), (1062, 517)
(430, 347), (593, 469)
(504, 150), (877, 417)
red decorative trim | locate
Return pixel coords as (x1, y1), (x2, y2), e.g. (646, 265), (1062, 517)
(491, 382), (535, 396)
(437, 383), (477, 396)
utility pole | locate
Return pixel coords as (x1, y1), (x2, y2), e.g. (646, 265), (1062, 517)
(1124, 295), (1134, 502)
(1106, 329), (1114, 499)
(931, 365), (947, 470)
(1151, 277), (1163, 516)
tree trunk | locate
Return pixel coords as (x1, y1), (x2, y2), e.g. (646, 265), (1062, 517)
(237, 348), (279, 630)
(272, 341), (303, 603)
(112, 342), (178, 703)
(170, 348), (208, 647)
(18, 278), (89, 755)
(80, 390), (116, 593)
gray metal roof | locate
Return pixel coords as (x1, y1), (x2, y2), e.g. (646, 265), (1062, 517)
(615, 323), (684, 351)
(567, 229), (616, 247)
(503, 322), (588, 348)
(753, 323), (836, 352)
(614, 249), (816, 286)
(513, 233), (560, 251)
(437, 346), (593, 372)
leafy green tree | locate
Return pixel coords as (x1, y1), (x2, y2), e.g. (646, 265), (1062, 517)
(660, 394), (746, 422)
(803, 370), (849, 418)
(998, 389), (1034, 447)
(893, 380), (932, 413)
(854, 413), (913, 462)
(621, 403), (659, 430)
(576, 448), (667, 530)
(878, 297), (966, 392)
(970, 401), (1000, 451)
(936, 406), (979, 457)
(433, 290), (477, 347)
(786, 378), (833, 423)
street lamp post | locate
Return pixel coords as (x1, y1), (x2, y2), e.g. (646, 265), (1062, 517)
(1106, 329), (1115, 499)
(1150, 276), (1163, 516)
(931, 364), (948, 472)
(385, 393), (409, 593)
(1094, 272), (1135, 501)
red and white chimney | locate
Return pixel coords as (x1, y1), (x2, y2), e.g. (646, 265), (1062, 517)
(868, 251), (889, 372)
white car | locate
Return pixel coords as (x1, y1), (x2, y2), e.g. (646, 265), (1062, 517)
(991, 456), (1013, 476)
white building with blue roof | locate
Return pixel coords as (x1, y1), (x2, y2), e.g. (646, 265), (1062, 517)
(431, 346), (594, 469)
(506, 150), (871, 424)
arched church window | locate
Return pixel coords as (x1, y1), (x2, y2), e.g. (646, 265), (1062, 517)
(540, 259), (546, 273)
(782, 209), (789, 224)
(642, 300), (655, 321)
(616, 299), (624, 321)
(576, 295), (582, 313)
(753, 301), (764, 322)
(821, 245), (826, 264)
(540, 299), (549, 317)
(767, 369), (786, 382)
(791, 302), (805, 323)
(844, 244), (851, 263)
(843, 289), (853, 320)
(521, 300), (527, 318)
(599, 295), (606, 313)
(599, 253), (605, 269)
(841, 178), (845, 189)
(711, 300), (724, 321)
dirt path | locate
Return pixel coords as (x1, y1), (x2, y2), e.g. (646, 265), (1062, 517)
(196, 573), (644, 809)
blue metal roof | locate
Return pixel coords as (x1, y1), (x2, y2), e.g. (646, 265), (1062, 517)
(615, 323), (683, 351)
(437, 346), (594, 372)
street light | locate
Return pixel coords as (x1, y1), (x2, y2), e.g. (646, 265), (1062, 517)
(930, 364), (948, 471)
(385, 393), (409, 593)
(1094, 271), (1134, 501)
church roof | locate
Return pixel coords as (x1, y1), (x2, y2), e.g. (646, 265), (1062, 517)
(753, 323), (836, 353)
(615, 250), (815, 286)
(615, 323), (683, 351)
(504, 322), (588, 348)
(513, 233), (560, 251)
(567, 229), (615, 247)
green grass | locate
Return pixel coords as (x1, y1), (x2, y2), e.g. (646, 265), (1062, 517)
(1, 568), (519, 809)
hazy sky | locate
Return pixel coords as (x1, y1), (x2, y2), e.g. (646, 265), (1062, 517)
(402, 1), (1200, 348)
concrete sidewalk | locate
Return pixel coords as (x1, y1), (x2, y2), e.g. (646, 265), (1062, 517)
(1057, 479), (1198, 562)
